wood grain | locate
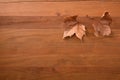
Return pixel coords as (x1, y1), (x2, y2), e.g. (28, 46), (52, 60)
(0, 1), (120, 16)
(0, 1), (120, 80)
(0, 0), (119, 3)
(0, 22), (120, 80)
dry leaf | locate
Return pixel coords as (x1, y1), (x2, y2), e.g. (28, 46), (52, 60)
(75, 24), (86, 40)
(63, 24), (86, 40)
(87, 12), (112, 37)
(101, 25), (111, 36)
(92, 23), (111, 37)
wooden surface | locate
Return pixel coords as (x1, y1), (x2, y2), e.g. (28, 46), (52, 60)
(0, 1), (120, 80)
(0, 0), (119, 2)
(0, 18), (120, 80)
(0, 1), (120, 16)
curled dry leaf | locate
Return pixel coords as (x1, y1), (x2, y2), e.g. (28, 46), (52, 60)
(87, 11), (112, 37)
(92, 23), (111, 37)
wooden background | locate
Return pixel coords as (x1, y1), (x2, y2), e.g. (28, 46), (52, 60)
(0, 0), (120, 80)
(0, 1), (120, 16)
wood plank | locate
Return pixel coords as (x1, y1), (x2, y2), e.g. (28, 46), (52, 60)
(0, 29), (120, 67)
(0, 16), (119, 29)
(0, 0), (119, 3)
(0, 28), (120, 80)
(0, 1), (120, 16)
(0, 1), (120, 80)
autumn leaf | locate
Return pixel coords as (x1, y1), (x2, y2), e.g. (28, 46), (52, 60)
(101, 25), (111, 36)
(63, 24), (86, 40)
(92, 23), (111, 37)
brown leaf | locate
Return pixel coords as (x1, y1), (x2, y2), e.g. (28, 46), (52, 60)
(63, 24), (86, 40)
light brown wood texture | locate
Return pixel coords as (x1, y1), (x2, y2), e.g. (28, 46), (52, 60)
(0, 1), (120, 16)
(0, 1), (120, 80)
(0, 0), (119, 2)
(0, 16), (120, 80)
